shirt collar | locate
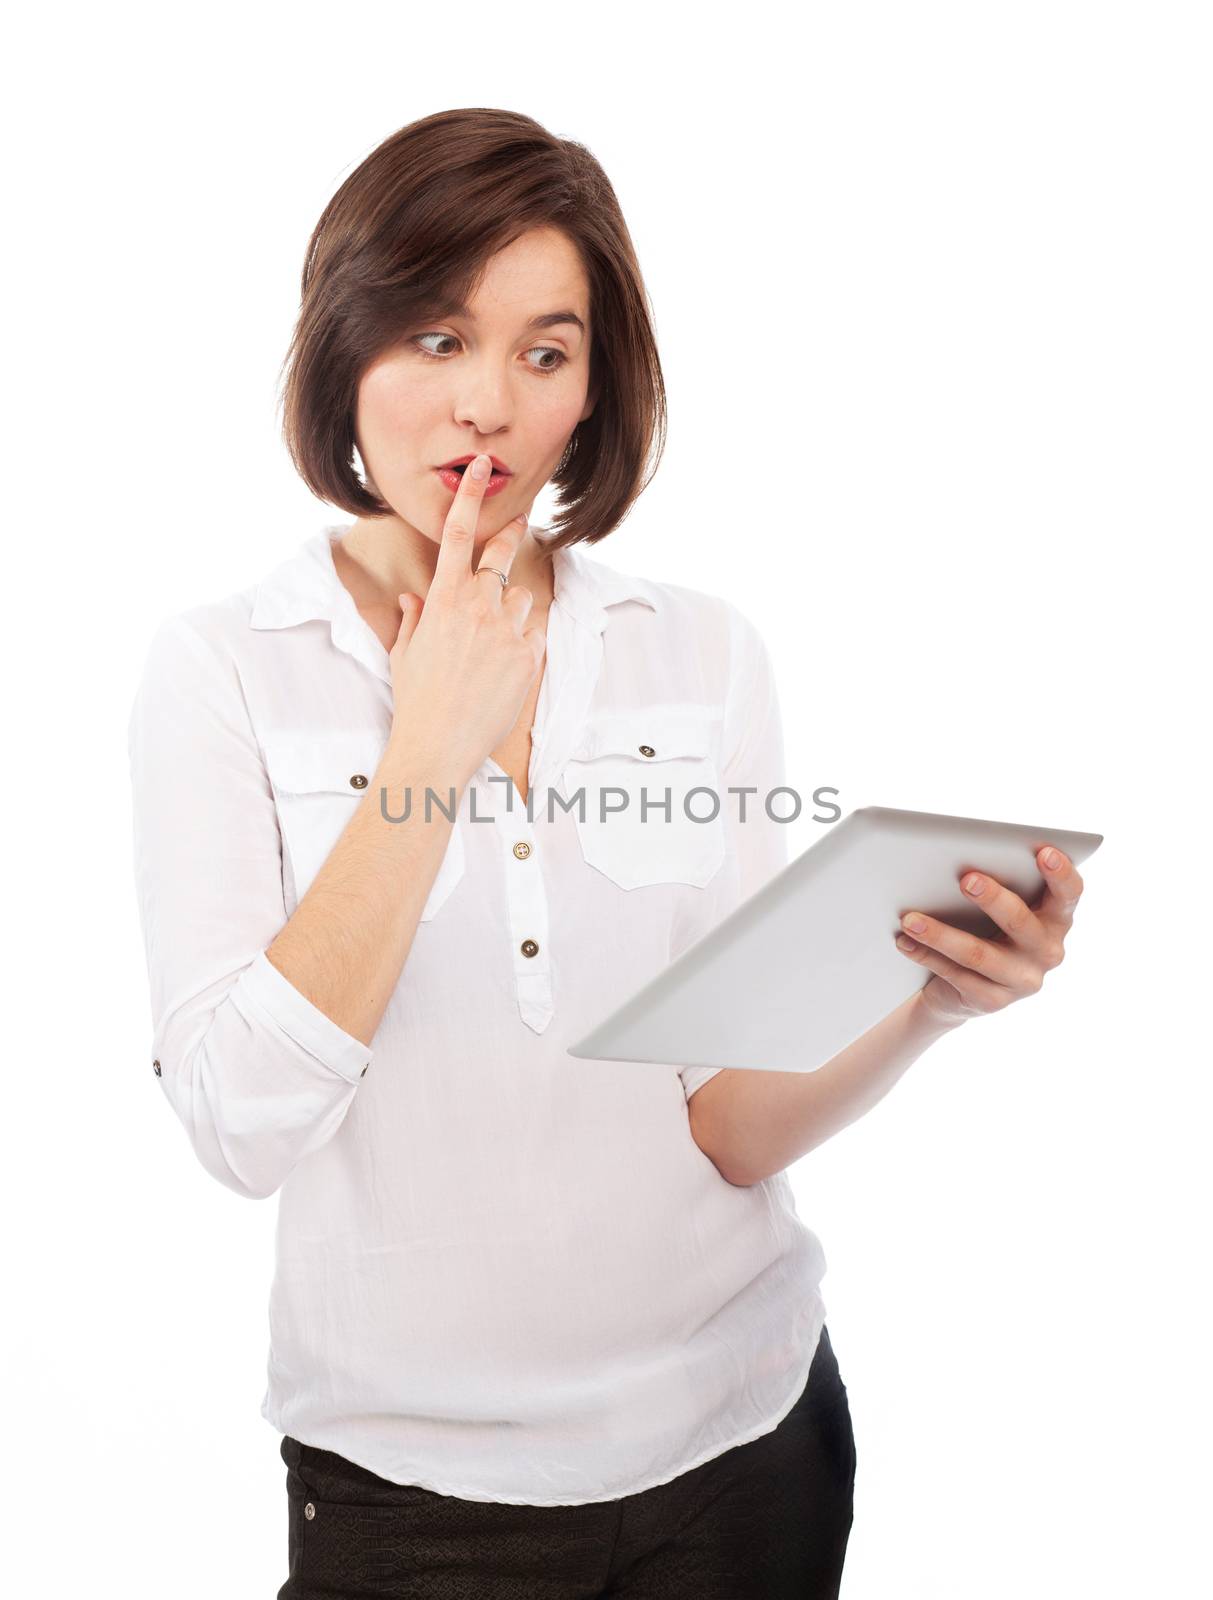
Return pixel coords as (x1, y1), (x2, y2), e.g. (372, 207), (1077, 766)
(249, 524), (662, 640)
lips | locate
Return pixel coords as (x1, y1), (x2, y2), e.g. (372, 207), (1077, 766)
(434, 457), (514, 498)
(438, 454), (513, 477)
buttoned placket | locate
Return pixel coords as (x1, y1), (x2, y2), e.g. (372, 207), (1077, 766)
(468, 766), (554, 1033)
(464, 594), (611, 1036)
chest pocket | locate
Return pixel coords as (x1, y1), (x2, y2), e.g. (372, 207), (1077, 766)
(261, 730), (466, 922)
(561, 706), (726, 889)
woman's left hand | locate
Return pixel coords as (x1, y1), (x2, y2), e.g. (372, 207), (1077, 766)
(894, 846), (1086, 1029)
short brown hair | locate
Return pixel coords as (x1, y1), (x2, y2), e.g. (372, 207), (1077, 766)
(278, 108), (667, 550)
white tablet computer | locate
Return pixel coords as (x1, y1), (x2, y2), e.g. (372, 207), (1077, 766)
(566, 806), (1103, 1075)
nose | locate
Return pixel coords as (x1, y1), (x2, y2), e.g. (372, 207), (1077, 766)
(452, 356), (515, 438)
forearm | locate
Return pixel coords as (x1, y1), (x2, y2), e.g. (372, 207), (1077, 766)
(700, 991), (961, 1187)
(265, 739), (473, 1047)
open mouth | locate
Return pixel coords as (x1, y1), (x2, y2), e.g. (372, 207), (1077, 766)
(439, 457), (513, 477)
(435, 459), (512, 494)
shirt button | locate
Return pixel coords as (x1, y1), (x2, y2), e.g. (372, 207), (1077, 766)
(152, 1058), (161, 1077)
(360, 1065), (368, 1077)
(350, 773), (369, 789)
(304, 1502), (316, 1520)
(521, 938), (539, 958)
(639, 744), (655, 757)
(512, 841), (532, 860)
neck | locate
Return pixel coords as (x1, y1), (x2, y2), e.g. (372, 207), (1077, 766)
(337, 513), (556, 610)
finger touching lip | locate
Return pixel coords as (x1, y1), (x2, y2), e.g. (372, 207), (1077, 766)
(435, 463), (512, 497)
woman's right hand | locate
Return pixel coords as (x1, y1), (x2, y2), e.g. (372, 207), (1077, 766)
(387, 452), (547, 782)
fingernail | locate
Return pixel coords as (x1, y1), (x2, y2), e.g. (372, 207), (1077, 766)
(1043, 848), (1060, 870)
(963, 873), (984, 895)
(903, 913), (926, 933)
(895, 934), (916, 951)
(470, 455), (491, 480)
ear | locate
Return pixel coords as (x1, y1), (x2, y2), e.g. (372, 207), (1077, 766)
(579, 385), (598, 424)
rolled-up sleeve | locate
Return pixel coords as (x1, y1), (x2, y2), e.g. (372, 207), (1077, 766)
(679, 604), (792, 1102)
(127, 611), (372, 1199)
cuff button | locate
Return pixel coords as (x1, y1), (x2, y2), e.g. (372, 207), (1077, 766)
(152, 1059), (161, 1076)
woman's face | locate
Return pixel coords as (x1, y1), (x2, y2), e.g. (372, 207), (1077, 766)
(354, 225), (596, 544)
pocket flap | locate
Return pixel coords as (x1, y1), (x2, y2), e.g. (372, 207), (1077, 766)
(569, 705), (722, 763)
(262, 730), (388, 795)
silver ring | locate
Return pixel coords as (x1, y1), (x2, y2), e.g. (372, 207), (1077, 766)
(474, 565), (509, 589)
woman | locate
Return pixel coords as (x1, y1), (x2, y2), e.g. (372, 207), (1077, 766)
(128, 109), (1085, 1598)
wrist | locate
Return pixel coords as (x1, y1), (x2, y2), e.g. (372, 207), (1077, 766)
(907, 985), (968, 1043)
(379, 733), (475, 799)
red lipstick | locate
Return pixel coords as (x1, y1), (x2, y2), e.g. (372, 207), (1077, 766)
(434, 454), (514, 498)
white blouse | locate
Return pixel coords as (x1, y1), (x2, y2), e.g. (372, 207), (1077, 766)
(127, 523), (828, 1506)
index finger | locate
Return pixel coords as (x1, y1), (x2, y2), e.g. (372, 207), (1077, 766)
(431, 453), (496, 591)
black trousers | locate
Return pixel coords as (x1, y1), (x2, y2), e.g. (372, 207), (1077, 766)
(278, 1323), (856, 1599)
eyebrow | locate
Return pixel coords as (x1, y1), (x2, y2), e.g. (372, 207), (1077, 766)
(436, 301), (586, 336)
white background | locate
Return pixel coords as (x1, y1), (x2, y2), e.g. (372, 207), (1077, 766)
(6, 2), (1208, 1595)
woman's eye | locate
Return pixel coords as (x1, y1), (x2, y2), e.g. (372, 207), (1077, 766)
(524, 347), (567, 373)
(411, 333), (567, 374)
(413, 332), (460, 358)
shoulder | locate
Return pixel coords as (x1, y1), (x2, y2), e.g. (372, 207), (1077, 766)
(565, 541), (769, 667)
(131, 585), (260, 706)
